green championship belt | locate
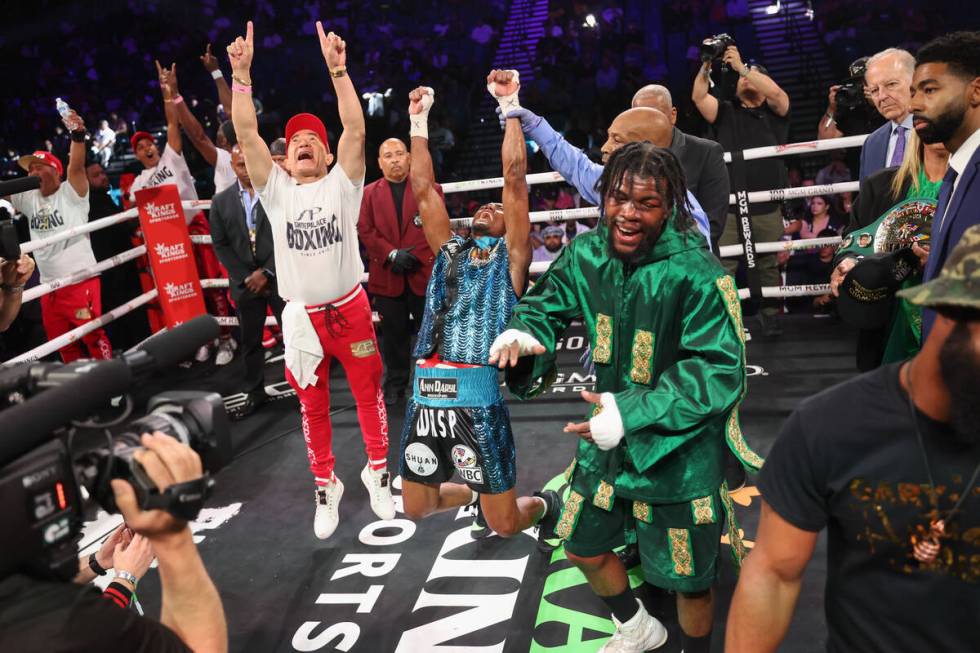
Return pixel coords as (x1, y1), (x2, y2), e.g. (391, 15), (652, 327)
(837, 198), (937, 259)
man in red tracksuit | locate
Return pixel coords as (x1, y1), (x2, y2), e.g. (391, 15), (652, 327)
(358, 137), (440, 405)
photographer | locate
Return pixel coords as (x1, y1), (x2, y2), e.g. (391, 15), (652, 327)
(692, 42), (790, 336)
(0, 432), (227, 653)
(0, 254), (35, 332)
(75, 524), (155, 610)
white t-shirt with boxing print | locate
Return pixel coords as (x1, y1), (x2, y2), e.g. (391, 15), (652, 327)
(130, 144), (199, 223)
(258, 164), (365, 305)
(11, 183), (97, 284)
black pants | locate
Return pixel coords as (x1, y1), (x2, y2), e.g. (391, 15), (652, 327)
(375, 289), (425, 395)
(236, 285), (286, 398)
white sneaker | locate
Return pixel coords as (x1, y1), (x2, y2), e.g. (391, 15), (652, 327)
(313, 478), (344, 539)
(194, 344), (211, 362)
(599, 599), (668, 652)
(360, 464), (396, 520)
(215, 339), (235, 366)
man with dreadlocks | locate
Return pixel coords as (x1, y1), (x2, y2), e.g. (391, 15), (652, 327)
(490, 143), (763, 653)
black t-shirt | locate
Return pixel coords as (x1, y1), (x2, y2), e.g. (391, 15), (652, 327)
(713, 99), (790, 214)
(759, 363), (980, 653)
(388, 180), (407, 228)
(0, 574), (191, 652)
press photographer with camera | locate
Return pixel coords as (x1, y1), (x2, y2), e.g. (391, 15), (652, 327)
(818, 57), (882, 140)
(0, 252), (35, 332)
(0, 431), (227, 652)
(692, 37), (790, 336)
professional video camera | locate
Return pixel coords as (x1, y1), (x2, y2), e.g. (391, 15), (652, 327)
(0, 315), (232, 582)
(0, 176), (41, 261)
(832, 56), (884, 136)
(700, 33), (736, 64)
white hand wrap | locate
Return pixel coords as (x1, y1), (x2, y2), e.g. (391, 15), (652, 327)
(487, 70), (521, 114)
(409, 87), (435, 139)
(489, 328), (542, 359)
(589, 393), (624, 451)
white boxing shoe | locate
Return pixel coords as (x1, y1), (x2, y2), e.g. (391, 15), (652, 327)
(215, 339), (235, 366)
(313, 478), (344, 540)
(598, 599), (668, 652)
(361, 464), (396, 520)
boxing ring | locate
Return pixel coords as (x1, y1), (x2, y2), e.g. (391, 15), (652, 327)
(3, 132), (865, 366)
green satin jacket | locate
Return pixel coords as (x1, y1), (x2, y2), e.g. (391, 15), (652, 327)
(506, 220), (763, 505)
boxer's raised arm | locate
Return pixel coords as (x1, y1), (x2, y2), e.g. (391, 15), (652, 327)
(227, 21), (272, 188)
(408, 87), (452, 254)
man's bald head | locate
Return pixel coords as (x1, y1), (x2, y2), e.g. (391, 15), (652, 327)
(631, 84), (677, 125)
(600, 108), (673, 164)
(378, 138), (410, 183)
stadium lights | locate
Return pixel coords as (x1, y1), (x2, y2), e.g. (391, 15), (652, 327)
(765, 0), (782, 15)
(584, 14), (597, 28)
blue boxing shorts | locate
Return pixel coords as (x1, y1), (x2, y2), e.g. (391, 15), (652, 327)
(398, 356), (517, 494)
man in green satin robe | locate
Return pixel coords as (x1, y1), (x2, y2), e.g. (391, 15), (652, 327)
(489, 143), (762, 653)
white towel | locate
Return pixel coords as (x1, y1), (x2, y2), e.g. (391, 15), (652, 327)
(282, 301), (323, 389)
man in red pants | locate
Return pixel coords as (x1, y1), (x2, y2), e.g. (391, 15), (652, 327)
(130, 60), (235, 366)
(11, 110), (112, 362)
(228, 21), (393, 539)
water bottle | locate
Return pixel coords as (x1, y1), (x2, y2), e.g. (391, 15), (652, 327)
(56, 97), (71, 118)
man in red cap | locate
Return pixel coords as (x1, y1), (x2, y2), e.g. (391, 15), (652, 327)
(228, 21), (393, 540)
(130, 60), (236, 366)
(9, 110), (113, 361)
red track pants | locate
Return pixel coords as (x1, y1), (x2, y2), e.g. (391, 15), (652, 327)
(40, 277), (113, 362)
(284, 286), (389, 482)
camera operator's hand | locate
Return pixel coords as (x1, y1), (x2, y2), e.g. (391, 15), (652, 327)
(110, 432), (203, 539)
(96, 524), (132, 570)
(722, 45), (745, 74)
(2, 255), (33, 286)
(113, 533), (156, 583)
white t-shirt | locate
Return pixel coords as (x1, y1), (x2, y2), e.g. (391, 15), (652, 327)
(11, 183), (96, 284)
(213, 147), (237, 195)
(130, 144), (199, 223)
(258, 164), (364, 305)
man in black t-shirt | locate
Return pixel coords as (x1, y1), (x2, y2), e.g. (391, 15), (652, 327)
(693, 44), (791, 336)
(726, 226), (980, 653)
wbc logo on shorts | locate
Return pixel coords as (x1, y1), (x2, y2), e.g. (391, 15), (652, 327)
(452, 444), (483, 484)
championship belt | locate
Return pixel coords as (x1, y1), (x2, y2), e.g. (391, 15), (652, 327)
(837, 198), (936, 258)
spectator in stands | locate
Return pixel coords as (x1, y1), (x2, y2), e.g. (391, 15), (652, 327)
(815, 149), (852, 187)
(358, 138), (437, 406)
(533, 225), (565, 262)
(859, 48), (915, 181)
(130, 60), (235, 366)
(726, 229), (980, 653)
(693, 44), (790, 336)
(91, 120), (116, 168)
(209, 143), (284, 418)
(9, 112), (113, 362)
(632, 84), (730, 248)
(913, 31), (980, 340)
(799, 195), (844, 240)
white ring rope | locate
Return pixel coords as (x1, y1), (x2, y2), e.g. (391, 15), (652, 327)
(22, 245), (147, 303)
(2, 289), (159, 367)
(718, 236), (841, 258)
(728, 181), (859, 205)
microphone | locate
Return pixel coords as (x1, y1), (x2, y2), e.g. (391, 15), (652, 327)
(0, 176), (41, 197)
(125, 315), (220, 374)
(0, 360), (132, 465)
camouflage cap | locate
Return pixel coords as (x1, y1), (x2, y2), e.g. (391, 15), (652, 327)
(897, 224), (980, 310)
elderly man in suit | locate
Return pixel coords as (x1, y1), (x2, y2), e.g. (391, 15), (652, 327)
(210, 141), (285, 416)
(911, 31), (980, 339)
(358, 137), (440, 405)
(632, 84), (730, 249)
(859, 48), (916, 181)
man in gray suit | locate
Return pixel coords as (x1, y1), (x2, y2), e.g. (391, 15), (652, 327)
(209, 141), (285, 415)
(632, 84), (730, 250)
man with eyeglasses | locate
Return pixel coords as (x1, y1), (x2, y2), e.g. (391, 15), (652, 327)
(859, 48), (916, 181)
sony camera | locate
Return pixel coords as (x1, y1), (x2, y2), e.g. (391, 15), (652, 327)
(700, 33), (736, 63)
(0, 316), (231, 582)
(833, 56), (883, 136)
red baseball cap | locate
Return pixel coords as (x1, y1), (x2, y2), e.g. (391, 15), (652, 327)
(18, 151), (64, 178)
(284, 113), (330, 155)
(130, 130), (155, 152)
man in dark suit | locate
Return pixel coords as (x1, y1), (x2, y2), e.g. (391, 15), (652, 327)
(859, 48), (916, 181)
(911, 31), (980, 339)
(357, 138), (439, 405)
(209, 142), (284, 414)
(632, 84), (730, 248)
